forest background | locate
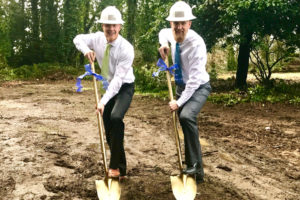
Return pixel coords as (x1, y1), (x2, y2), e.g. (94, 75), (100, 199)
(0, 0), (299, 105)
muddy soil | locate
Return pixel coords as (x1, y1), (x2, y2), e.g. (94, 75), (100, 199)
(0, 81), (299, 200)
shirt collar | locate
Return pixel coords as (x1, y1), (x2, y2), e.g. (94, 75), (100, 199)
(107, 35), (120, 47)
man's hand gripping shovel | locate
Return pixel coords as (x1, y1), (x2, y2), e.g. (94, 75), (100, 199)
(164, 57), (197, 200)
(90, 62), (121, 200)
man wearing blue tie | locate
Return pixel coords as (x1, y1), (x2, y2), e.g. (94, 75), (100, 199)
(73, 6), (135, 180)
(158, 1), (211, 183)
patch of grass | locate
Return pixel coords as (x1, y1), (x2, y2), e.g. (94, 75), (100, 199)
(1, 62), (299, 106)
(0, 63), (82, 81)
(209, 79), (300, 106)
(135, 90), (170, 101)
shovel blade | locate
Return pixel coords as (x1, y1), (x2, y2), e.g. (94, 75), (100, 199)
(171, 174), (197, 200)
(95, 178), (121, 200)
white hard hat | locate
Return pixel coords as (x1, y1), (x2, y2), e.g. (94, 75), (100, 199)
(99, 6), (124, 24)
(166, 1), (196, 21)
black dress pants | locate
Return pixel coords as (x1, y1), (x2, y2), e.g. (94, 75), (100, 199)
(103, 83), (134, 176)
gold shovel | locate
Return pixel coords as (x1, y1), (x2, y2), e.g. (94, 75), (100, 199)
(90, 62), (121, 200)
(164, 57), (197, 200)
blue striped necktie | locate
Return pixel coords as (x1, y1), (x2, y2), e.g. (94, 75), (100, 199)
(175, 42), (184, 85)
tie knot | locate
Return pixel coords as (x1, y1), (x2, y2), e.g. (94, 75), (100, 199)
(106, 43), (111, 50)
(176, 43), (180, 52)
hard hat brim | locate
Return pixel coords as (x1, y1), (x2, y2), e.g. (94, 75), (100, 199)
(98, 19), (124, 25)
(166, 15), (196, 22)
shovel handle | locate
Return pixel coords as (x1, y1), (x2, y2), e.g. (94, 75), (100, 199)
(164, 57), (184, 171)
(91, 62), (108, 174)
(165, 59), (174, 101)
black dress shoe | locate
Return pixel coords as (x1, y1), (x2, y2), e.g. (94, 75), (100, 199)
(183, 163), (202, 175)
(195, 173), (204, 184)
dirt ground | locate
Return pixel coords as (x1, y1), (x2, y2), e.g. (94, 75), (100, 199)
(0, 80), (299, 200)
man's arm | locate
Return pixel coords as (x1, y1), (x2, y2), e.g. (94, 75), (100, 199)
(158, 28), (172, 60)
(100, 45), (134, 106)
(176, 43), (208, 107)
(73, 33), (98, 63)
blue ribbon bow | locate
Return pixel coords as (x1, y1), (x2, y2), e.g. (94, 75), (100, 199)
(152, 58), (178, 77)
(76, 64), (109, 92)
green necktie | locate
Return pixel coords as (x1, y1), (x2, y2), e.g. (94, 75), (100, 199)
(101, 43), (111, 79)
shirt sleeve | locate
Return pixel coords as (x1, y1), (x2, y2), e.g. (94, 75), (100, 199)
(176, 43), (207, 107)
(73, 33), (98, 55)
(100, 45), (134, 105)
(159, 28), (172, 47)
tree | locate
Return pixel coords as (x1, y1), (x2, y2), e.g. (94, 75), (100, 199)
(0, 0), (11, 66)
(190, 0), (231, 51)
(126, 0), (137, 45)
(28, 0), (41, 64)
(40, 0), (60, 62)
(61, 0), (83, 63)
(227, 43), (237, 71)
(135, 0), (172, 62)
(7, 0), (29, 66)
(250, 35), (296, 85)
(193, 0), (300, 89)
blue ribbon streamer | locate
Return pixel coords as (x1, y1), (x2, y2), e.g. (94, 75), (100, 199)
(152, 58), (178, 77)
(76, 64), (109, 92)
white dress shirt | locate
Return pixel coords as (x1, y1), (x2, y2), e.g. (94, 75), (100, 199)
(159, 28), (209, 107)
(73, 32), (135, 105)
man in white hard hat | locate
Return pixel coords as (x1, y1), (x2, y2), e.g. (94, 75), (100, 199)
(73, 6), (135, 179)
(158, 1), (211, 183)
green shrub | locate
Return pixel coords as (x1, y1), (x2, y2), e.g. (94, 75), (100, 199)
(0, 63), (82, 81)
(208, 59), (218, 81)
(134, 62), (168, 92)
(0, 67), (16, 81)
(226, 44), (237, 71)
(210, 80), (300, 106)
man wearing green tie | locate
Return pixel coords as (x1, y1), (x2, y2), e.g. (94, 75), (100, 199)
(73, 6), (135, 179)
(158, 1), (211, 183)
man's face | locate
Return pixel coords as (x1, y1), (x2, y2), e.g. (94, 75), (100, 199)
(170, 21), (191, 43)
(102, 24), (121, 42)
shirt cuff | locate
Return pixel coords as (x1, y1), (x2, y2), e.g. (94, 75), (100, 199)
(100, 96), (109, 106)
(176, 99), (183, 107)
(160, 43), (169, 48)
(83, 49), (93, 56)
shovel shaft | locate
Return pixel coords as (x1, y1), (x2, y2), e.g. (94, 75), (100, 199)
(165, 58), (183, 171)
(91, 62), (108, 174)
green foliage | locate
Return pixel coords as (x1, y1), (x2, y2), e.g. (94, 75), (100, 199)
(209, 79), (300, 106)
(0, 67), (16, 81)
(208, 59), (218, 81)
(0, 0), (299, 100)
(133, 61), (167, 93)
(0, 63), (80, 81)
(135, 90), (170, 101)
(40, 0), (61, 62)
(226, 44), (237, 71)
(193, 0), (300, 88)
(135, 1), (172, 62)
(0, 1), (11, 65)
(250, 35), (296, 85)
(192, 0), (231, 51)
(209, 92), (242, 107)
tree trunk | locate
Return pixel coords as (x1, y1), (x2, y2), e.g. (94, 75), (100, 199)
(21, 0), (26, 56)
(126, 0), (137, 45)
(235, 29), (253, 89)
(30, 0), (40, 63)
